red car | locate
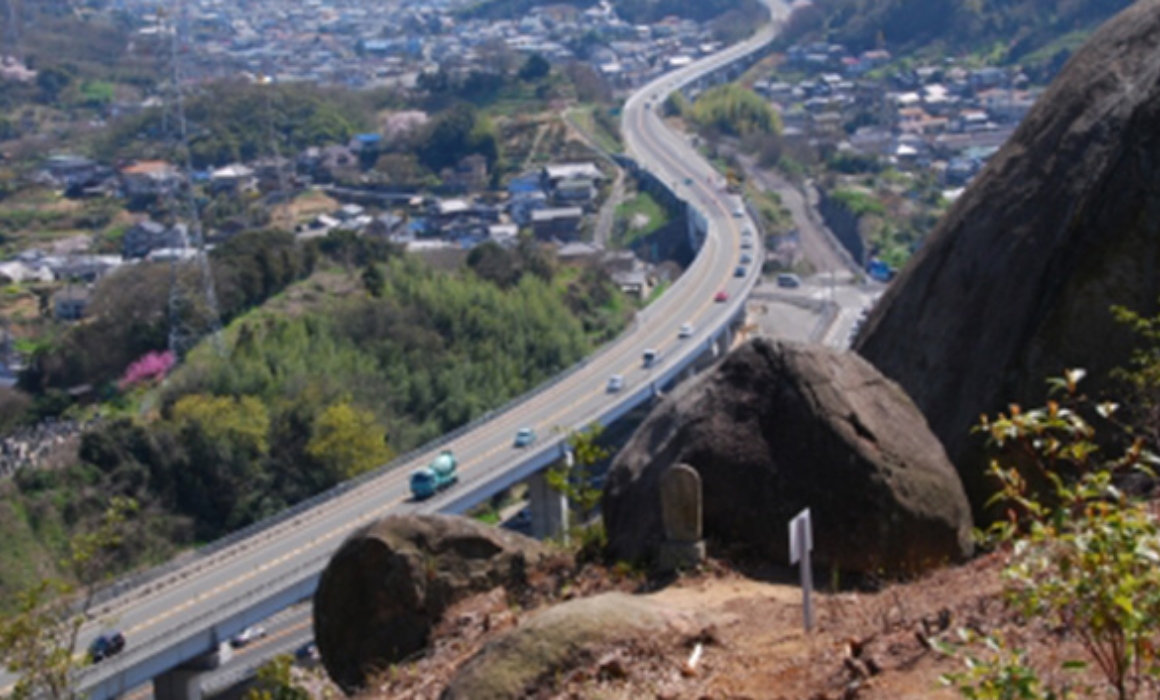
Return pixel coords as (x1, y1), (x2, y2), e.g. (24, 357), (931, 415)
(714, 290), (729, 303)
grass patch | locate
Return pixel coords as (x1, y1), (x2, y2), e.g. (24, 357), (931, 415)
(746, 185), (792, 235)
(613, 191), (670, 248)
(568, 106), (623, 154)
(643, 279), (670, 307)
(0, 486), (63, 609)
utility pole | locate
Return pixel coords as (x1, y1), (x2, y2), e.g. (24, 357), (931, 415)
(3, 0), (22, 63)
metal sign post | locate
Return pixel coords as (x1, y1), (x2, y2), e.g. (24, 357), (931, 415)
(789, 508), (814, 632)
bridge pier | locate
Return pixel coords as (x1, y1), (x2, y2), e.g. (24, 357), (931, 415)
(153, 643), (231, 700)
(154, 667), (201, 700)
(713, 326), (733, 357)
(528, 470), (568, 542)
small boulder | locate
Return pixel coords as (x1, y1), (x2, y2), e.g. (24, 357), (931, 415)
(604, 338), (973, 574)
(313, 514), (550, 693)
(442, 592), (704, 700)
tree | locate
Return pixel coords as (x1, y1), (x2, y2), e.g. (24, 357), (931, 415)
(0, 498), (139, 700)
(546, 423), (610, 555)
(36, 66), (73, 104)
(518, 53), (551, 82)
(467, 240), (521, 288)
(690, 84), (781, 138)
(171, 394), (270, 457)
(564, 62), (612, 104)
(417, 104), (501, 172)
(306, 401), (392, 479)
(246, 655), (311, 700)
(361, 262), (385, 297)
(476, 38), (520, 76)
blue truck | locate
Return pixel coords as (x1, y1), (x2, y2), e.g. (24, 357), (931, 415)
(409, 450), (458, 500)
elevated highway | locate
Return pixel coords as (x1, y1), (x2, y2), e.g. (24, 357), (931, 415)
(3, 3), (792, 699)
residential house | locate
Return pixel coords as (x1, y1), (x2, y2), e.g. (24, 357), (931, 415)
(209, 164), (257, 194)
(552, 177), (596, 208)
(610, 266), (650, 299)
(124, 221), (187, 259)
(365, 213), (405, 238)
(487, 223), (519, 246)
(531, 206), (583, 241)
(38, 155), (113, 194)
(251, 157), (295, 192)
(541, 162), (604, 190)
(556, 241), (601, 263)
(53, 287), (92, 322)
(335, 204), (366, 221)
(508, 191), (548, 226)
(120, 160), (182, 199)
(42, 254), (123, 283)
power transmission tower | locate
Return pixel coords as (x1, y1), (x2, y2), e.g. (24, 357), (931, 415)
(164, 0), (224, 359)
(261, 69), (293, 231)
(2, 0), (22, 63)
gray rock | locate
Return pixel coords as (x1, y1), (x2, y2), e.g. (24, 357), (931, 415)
(442, 593), (704, 700)
(854, 0), (1160, 513)
(313, 514), (550, 693)
(604, 338), (973, 574)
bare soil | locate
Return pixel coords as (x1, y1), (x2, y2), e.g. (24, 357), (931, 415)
(321, 551), (1109, 700)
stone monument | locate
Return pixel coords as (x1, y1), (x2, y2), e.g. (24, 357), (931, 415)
(657, 463), (706, 572)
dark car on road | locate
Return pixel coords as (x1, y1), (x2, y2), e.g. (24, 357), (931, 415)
(295, 641), (320, 663)
(88, 632), (125, 664)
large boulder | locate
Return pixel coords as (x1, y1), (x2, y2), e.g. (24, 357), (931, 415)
(442, 592), (705, 700)
(313, 514), (550, 693)
(854, 0), (1160, 512)
(604, 338), (972, 574)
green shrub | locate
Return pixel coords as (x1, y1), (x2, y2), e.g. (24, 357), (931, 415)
(946, 370), (1160, 700)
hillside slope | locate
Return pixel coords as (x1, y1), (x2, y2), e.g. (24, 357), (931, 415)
(782, 0), (1132, 70)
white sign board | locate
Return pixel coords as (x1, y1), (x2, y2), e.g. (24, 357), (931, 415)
(788, 508), (814, 632)
(789, 508), (812, 564)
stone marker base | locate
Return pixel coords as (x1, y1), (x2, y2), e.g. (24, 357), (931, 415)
(658, 539), (706, 573)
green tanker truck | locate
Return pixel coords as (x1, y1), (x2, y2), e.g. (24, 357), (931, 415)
(409, 450), (458, 500)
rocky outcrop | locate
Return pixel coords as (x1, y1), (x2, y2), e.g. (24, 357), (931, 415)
(442, 593), (705, 700)
(854, 0), (1160, 512)
(603, 338), (973, 574)
(313, 514), (550, 693)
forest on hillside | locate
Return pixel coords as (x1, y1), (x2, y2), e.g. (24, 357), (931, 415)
(781, 0), (1133, 66)
(0, 238), (631, 603)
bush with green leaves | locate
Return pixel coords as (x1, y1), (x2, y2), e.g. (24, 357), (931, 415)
(945, 370), (1160, 700)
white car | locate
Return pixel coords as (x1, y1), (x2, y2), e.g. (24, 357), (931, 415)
(678, 323), (694, 339)
(607, 375), (624, 393)
(231, 625), (266, 648)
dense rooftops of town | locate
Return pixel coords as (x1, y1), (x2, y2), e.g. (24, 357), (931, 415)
(108, 0), (717, 90)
